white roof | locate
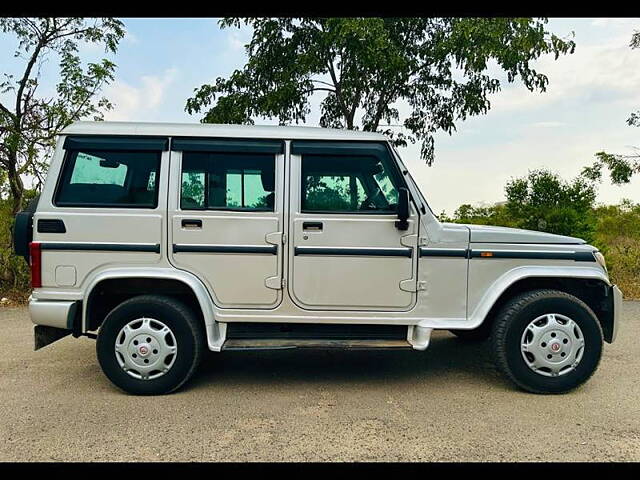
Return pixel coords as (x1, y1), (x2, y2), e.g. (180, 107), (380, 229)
(61, 121), (388, 142)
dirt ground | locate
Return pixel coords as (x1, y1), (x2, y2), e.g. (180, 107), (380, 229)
(1, 302), (639, 462)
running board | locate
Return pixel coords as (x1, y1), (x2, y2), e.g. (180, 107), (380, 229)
(222, 338), (413, 351)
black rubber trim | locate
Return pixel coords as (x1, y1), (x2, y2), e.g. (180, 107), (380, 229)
(418, 248), (596, 262)
(291, 140), (389, 157)
(171, 137), (284, 154)
(468, 250), (596, 262)
(419, 248), (469, 258)
(173, 244), (277, 255)
(294, 246), (412, 258)
(63, 135), (169, 151)
(37, 219), (66, 234)
(40, 243), (160, 253)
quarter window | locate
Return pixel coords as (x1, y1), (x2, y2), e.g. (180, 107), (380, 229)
(181, 152), (276, 211)
(55, 150), (161, 208)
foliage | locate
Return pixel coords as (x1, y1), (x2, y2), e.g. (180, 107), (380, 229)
(0, 190), (36, 303)
(187, 18), (575, 164)
(440, 203), (517, 228)
(503, 169), (597, 242)
(0, 17), (125, 214)
(591, 200), (640, 299)
(442, 169), (639, 298)
(582, 29), (640, 185)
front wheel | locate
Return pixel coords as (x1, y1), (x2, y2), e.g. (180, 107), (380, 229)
(96, 295), (205, 395)
(491, 289), (603, 394)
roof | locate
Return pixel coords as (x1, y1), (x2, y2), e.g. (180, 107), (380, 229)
(61, 121), (388, 142)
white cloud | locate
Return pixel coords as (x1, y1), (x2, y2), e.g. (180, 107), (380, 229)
(488, 28), (640, 116)
(103, 68), (178, 121)
(530, 121), (567, 128)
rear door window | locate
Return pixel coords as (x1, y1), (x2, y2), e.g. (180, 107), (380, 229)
(180, 152), (276, 211)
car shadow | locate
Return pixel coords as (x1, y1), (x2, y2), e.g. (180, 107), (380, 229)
(189, 331), (512, 391)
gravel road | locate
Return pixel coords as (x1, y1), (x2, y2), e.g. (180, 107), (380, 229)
(1, 302), (639, 462)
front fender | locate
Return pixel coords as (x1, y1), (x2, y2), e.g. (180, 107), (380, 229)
(467, 265), (611, 329)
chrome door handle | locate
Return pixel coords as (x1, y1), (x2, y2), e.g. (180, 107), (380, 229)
(181, 219), (202, 228)
(303, 222), (323, 231)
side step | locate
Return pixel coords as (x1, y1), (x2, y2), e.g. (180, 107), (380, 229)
(222, 322), (412, 351)
(222, 338), (412, 351)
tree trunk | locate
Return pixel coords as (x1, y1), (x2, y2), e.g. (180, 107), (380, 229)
(7, 157), (24, 215)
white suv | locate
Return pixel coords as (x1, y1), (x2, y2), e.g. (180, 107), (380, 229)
(14, 121), (622, 395)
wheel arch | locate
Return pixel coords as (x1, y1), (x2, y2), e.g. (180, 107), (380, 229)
(82, 268), (218, 343)
(469, 266), (616, 343)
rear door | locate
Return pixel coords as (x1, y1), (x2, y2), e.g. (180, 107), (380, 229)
(287, 141), (419, 311)
(168, 138), (285, 308)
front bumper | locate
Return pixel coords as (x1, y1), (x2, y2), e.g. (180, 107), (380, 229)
(29, 296), (79, 330)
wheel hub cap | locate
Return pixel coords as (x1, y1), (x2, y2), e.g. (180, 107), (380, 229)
(114, 318), (177, 380)
(520, 313), (585, 377)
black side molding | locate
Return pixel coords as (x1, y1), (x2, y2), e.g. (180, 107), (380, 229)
(419, 248), (469, 258)
(173, 244), (277, 255)
(468, 250), (596, 262)
(40, 243), (160, 253)
(418, 247), (596, 262)
(294, 246), (412, 258)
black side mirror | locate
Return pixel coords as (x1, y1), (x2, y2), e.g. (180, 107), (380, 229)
(395, 187), (410, 231)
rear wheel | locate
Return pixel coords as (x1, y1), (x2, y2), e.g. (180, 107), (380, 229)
(96, 295), (205, 395)
(491, 289), (603, 394)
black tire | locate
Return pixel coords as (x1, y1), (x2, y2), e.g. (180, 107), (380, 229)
(96, 295), (205, 395)
(491, 289), (603, 394)
(449, 321), (492, 342)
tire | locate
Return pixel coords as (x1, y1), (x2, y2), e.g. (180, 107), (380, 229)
(96, 295), (205, 395)
(491, 289), (603, 394)
(449, 321), (492, 342)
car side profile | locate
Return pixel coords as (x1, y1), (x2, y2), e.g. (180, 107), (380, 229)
(14, 121), (622, 395)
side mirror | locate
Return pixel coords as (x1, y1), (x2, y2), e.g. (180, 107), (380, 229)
(395, 187), (410, 231)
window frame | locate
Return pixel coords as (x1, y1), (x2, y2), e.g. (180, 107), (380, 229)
(179, 151), (277, 213)
(53, 148), (162, 209)
(295, 141), (408, 215)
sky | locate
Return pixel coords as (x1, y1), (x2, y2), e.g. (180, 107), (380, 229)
(2, 17), (639, 214)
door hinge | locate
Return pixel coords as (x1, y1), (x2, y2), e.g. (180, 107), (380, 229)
(282, 233), (287, 245)
(417, 280), (427, 291)
(281, 278), (287, 288)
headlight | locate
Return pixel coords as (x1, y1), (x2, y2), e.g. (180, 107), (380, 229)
(594, 251), (608, 273)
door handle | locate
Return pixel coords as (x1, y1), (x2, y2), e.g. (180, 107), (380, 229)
(181, 219), (202, 228)
(303, 221), (323, 231)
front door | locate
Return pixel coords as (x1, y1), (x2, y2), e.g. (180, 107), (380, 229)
(169, 138), (285, 309)
(287, 141), (419, 311)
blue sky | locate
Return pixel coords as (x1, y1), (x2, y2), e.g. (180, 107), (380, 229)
(2, 18), (639, 213)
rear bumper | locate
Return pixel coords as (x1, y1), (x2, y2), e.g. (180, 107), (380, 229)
(29, 297), (79, 330)
(610, 285), (622, 343)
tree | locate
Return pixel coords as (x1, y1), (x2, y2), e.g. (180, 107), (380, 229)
(583, 29), (640, 185)
(187, 18), (575, 164)
(0, 17), (125, 214)
(445, 202), (517, 227)
(504, 169), (597, 242)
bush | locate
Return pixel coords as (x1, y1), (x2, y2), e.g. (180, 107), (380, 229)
(0, 193), (35, 304)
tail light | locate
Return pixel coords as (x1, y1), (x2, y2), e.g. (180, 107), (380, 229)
(29, 242), (42, 288)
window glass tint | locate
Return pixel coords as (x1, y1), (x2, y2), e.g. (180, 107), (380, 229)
(301, 155), (400, 212)
(55, 150), (161, 207)
(181, 152), (275, 211)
